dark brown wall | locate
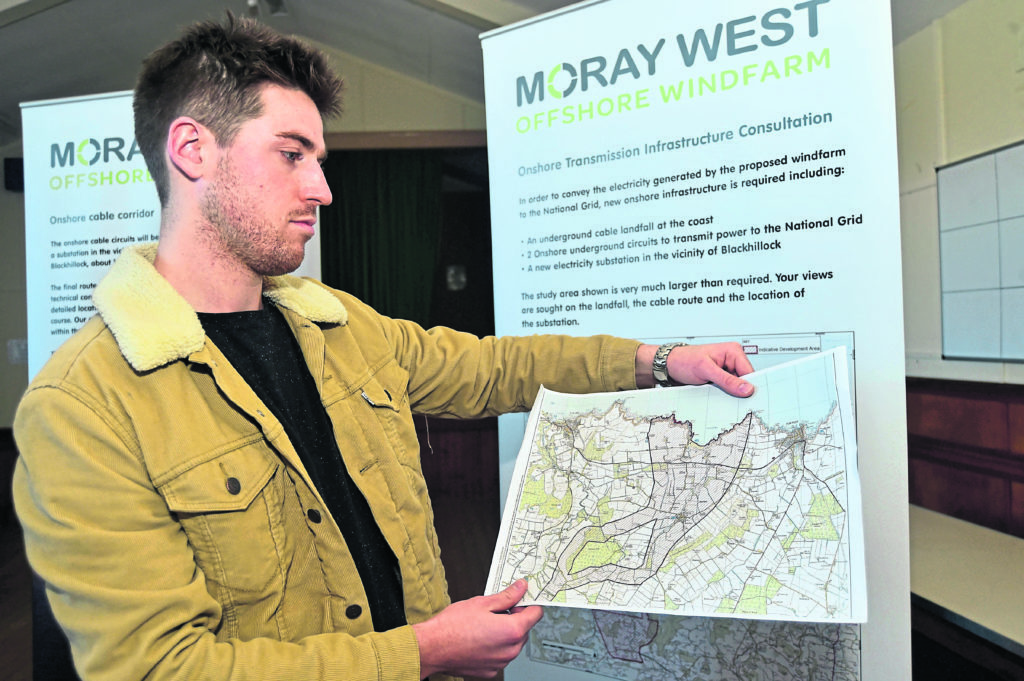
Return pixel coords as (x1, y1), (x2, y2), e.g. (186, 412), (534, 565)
(906, 377), (1024, 537)
(415, 416), (501, 604)
(0, 429), (16, 524)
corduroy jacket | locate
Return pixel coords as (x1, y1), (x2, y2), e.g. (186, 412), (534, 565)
(13, 243), (641, 681)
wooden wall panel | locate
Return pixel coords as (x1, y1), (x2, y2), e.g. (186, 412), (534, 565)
(415, 416), (501, 604)
(1013, 481), (1024, 538)
(907, 378), (1024, 538)
(1009, 403), (1024, 457)
(906, 392), (1008, 450)
(908, 457), (1010, 533)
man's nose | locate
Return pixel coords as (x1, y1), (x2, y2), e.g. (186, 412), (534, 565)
(305, 164), (332, 206)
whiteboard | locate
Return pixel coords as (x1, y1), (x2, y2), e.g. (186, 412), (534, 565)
(938, 141), (1024, 361)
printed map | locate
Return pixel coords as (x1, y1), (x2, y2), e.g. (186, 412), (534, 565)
(487, 348), (865, 623)
(523, 608), (860, 681)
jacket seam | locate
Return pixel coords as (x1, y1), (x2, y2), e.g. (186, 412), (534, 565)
(262, 484), (291, 642)
(25, 381), (142, 464)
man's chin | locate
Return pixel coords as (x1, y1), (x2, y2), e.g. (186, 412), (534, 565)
(256, 250), (307, 278)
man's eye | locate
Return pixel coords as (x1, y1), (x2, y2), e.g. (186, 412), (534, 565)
(283, 151), (302, 162)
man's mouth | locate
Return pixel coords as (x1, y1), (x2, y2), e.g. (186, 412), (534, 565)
(290, 214), (318, 233)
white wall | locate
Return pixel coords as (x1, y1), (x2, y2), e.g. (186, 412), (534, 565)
(316, 42), (485, 133)
(896, 0), (1024, 383)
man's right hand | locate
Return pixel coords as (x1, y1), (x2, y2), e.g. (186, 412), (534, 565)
(411, 579), (543, 679)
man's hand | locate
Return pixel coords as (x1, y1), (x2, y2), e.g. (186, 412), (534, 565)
(412, 579), (543, 679)
(636, 342), (755, 396)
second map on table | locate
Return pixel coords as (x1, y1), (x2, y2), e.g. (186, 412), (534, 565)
(487, 347), (865, 623)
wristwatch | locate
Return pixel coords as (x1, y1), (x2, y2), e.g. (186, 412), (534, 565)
(652, 342), (687, 387)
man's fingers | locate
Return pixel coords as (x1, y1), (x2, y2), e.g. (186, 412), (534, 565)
(490, 579), (529, 612)
(670, 343), (755, 397)
(512, 604), (544, 628)
(710, 368), (755, 397)
(728, 346), (755, 377)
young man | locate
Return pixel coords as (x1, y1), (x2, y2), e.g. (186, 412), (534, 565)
(13, 15), (754, 681)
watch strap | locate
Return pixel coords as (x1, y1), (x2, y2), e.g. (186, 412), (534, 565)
(652, 341), (687, 387)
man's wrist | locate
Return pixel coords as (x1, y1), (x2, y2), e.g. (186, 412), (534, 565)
(635, 342), (691, 388)
(635, 344), (657, 388)
(412, 619), (445, 679)
(652, 342), (687, 387)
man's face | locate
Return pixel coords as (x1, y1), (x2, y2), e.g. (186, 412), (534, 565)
(199, 84), (331, 277)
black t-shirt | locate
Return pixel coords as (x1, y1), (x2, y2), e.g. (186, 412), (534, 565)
(199, 305), (406, 632)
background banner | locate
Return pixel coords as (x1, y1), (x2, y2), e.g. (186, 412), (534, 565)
(22, 91), (159, 379)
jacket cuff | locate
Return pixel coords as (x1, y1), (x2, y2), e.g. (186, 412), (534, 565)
(601, 336), (644, 392)
(373, 625), (423, 681)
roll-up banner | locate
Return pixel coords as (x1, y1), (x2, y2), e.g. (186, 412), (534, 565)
(482, 1), (908, 679)
(21, 91), (321, 379)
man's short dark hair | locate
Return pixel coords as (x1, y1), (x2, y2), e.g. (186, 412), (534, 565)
(134, 14), (343, 205)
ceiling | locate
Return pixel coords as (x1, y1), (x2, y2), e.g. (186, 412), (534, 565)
(0, 0), (971, 149)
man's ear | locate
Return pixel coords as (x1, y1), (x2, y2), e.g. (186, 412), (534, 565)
(166, 117), (213, 181)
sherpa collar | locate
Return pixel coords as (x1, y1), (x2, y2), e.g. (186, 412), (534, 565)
(92, 243), (348, 372)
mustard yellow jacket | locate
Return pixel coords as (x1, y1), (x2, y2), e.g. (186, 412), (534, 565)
(13, 244), (641, 681)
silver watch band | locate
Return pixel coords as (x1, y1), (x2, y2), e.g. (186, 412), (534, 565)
(652, 342), (687, 387)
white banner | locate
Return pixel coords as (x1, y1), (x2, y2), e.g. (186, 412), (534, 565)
(21, 91), (321, 379)
(21, 91), (159, 378)
(482, 0), (908, 679)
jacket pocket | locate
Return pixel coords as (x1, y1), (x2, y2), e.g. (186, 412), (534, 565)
(158, 446), (286, 619)
(357, 360), (414, 458)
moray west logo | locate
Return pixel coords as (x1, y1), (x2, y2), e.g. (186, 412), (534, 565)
(516, 44), (664, 107)
(513, 0), (830, 108)
(50, 137), (143, 168)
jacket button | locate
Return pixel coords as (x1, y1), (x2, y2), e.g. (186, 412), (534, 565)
(345, 604), (362, 620)
(225, 477), (241, 495)
(307, 509), (322, 523)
